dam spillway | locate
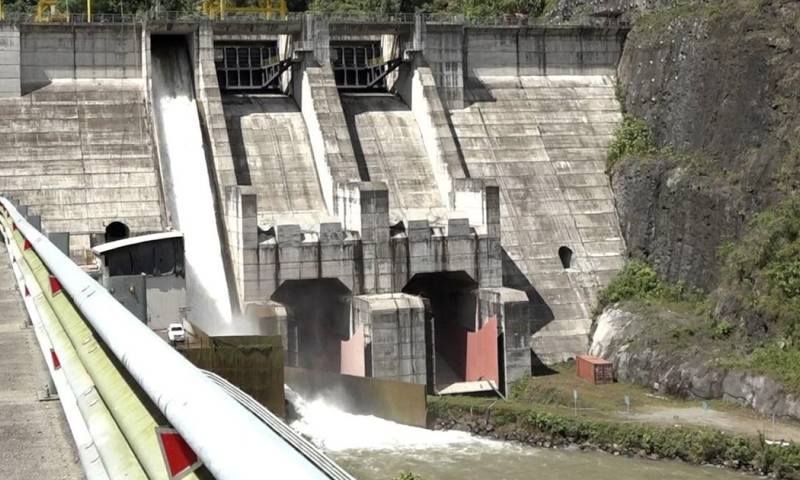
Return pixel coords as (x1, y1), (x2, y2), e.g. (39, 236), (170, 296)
(0, 15), (627, 391)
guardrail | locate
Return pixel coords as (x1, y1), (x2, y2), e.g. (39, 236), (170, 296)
(0, 9), (629, 28)
(0, 197), (339, 480)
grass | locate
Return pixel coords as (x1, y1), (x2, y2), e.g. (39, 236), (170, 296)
(429, 395), (800, 477)
(508, 361), (751, 419)
(595, 260), (708, 315)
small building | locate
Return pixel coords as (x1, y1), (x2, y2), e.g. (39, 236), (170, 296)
(576, 355), (614, 384)
(92, 231), (186, 331)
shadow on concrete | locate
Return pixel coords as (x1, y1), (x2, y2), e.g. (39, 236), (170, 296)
(463, 75), (497, 109)
(531, 351), (560, 376)
(501, 248), (556, 376)
(21, 80), (52, 96)
(221, 93), (299, 186)
(340, 92), (409, 182)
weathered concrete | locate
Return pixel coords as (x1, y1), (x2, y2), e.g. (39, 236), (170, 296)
(292, 52), (362, 214)
(0, 80), (165, 261)
(223, 93), (330, 227)
(352, 293), (427, 385)
(395, 55), (466, 208)
(450, 74), (625, 363)
(20, 24), (142, 93)
(464, 26), (624, 78)
(341, 93), (448, 223)
(0, 242), (82, 479)
(0, 26), (20, 98)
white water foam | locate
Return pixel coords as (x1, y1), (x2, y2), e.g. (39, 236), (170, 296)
(286, 387), (498, 453)
(151, 40), (233, 329)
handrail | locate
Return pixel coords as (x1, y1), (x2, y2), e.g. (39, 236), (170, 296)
(203, 371), (355, 480)
(0, 197), (333, 480)
(1, 231), (112, 480)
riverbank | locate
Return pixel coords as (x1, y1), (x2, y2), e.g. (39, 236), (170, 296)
(427, 396), (800, 478)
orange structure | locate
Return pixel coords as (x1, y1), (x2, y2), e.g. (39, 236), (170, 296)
(576, 355), (613, 384)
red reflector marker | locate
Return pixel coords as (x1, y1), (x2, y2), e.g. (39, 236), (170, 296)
(156, 427), (202, 479)
(49, 275), (62, 296)
(24, 285), (30, 297)
(23, 238), (32, 250)
(50, 348), (61, 370)
(12, 222), (17, 231)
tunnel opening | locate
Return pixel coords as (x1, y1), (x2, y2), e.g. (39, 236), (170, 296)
(104, 221), (130, 243)
(271, 278), (352, 373)
(558, 246), (573, 269)
(403, 271), (497, 390)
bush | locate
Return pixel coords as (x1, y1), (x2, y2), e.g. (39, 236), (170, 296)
(394, 473), (422, 480)
(429, 397), (800, 477)
(596, 260), (704, 312)
(310, 0), (545, 16)
(607, 116), (657, 169)
(719, 197), (800, 340)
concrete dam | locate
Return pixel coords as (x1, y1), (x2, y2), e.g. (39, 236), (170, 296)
(0, 15), (626, 395)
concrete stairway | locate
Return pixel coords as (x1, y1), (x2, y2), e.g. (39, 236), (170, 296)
(450, 75), (625, 363)
(0, 80), (165, 260)
(0, 242), (82, 478)
(223, 94), (330, 227)
(341, 93), (448, 224)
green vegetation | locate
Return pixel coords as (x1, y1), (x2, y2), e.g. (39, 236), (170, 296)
(719, 196), (800, 341)
(596, 260), (706, 313)
(1, 0), (199, 15)
(2, 0), (547, 17)
(508, 361), (690, 413)
(601, 197), (800, 395)
(712, 196), (800, 391)
(429, 396), (800, 477)
(393, 473), (423, 480)
(606, 116), (657, 170)
(308, 0), (546, 18)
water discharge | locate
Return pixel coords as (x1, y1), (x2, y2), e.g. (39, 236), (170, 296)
(288, 389), (756, 480)
(150, 36), (233, 330)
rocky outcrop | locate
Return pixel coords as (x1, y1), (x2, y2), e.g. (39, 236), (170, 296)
(611, 158), (746, 288)
(610, 0), (800, 290)
(592, 306), (800, 421)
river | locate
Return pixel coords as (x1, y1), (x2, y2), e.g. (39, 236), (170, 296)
(288, 390), (756, 480)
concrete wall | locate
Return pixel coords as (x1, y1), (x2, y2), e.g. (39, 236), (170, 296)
(244, 179), (501, 303)
(423, 26), (464, 110)
(0, 81), (165, 260)
(0, 26), (20, 97)
(464, 26), (625, 79)
(20, 25), (142, 91)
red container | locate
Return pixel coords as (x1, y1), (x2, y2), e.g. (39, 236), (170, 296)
(576, 355), (613, 384)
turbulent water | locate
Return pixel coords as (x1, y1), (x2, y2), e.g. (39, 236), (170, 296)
(150, 38), (233, 328)
(288, 389), (755, 480)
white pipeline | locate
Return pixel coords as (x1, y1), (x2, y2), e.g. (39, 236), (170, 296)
(0, 197), (330, 480)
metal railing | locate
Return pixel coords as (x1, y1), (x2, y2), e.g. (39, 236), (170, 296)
(0, 9), (629, 28)
(0, 197), (337, 480)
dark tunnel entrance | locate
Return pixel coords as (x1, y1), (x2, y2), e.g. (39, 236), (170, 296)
(403, 271), (482, 389)
(271, 279), (352, 373)
(104, 221), (130, 243)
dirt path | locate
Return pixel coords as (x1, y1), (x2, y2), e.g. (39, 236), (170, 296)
(625, 407), (800, 443)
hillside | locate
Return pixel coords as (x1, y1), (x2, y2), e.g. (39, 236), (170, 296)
(585, 0), (800, 419)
